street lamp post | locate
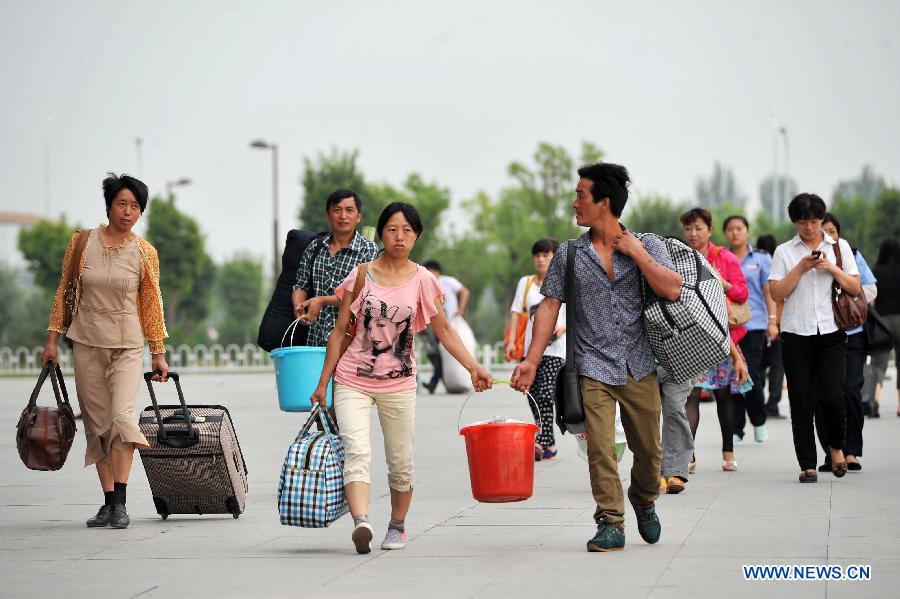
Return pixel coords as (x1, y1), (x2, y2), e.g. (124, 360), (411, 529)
(250, 139), (279, 284)
(165, 177), (192, 199)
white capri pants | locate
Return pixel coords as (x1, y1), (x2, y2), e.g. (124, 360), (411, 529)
(334, 383), (417, 492)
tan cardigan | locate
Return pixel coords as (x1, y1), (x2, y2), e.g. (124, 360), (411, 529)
(48, 230), (168, 354)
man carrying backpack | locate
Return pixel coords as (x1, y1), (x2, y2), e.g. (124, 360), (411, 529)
(292, 189), (378, 347)
(511, 162), (682, 553)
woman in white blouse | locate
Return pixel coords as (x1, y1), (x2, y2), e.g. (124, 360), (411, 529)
(768, 194), (861, 483)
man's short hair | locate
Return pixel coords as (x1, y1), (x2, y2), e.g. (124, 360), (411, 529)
(788, 193), (826, 222)
(423, 260), (441, 272)
(325, 188), (361, 212)
(576, 162), (631, 217)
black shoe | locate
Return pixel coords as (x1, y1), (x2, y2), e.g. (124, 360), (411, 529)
(847, 461), (862, 472)
(423, 381), (437, 395)
(818, 462), (832, 473)
(109, 504), (130, 529)
(86, 505), (111, 528)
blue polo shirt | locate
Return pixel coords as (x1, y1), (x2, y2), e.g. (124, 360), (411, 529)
(847, 249), (876, 336)
(732, 244), (772, 331)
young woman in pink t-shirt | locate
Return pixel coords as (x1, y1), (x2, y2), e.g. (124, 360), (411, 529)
(310, 202), (492, 555)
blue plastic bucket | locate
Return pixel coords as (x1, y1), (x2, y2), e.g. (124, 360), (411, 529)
(271, 346), (332, 412)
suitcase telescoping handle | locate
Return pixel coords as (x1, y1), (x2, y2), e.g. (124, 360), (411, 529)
(144, 371), (199, 449)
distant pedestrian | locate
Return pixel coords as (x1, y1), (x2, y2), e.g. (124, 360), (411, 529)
(310, 202), (492, 554)
(422, 260), (470, 394)
(681, 207), (751, 472)
(871, 239), (900, 419)
(769, 193), (861, 482)
(42, 173), (169, 529)
(724, 215), (774, 443)
(505, 238), (566, 461)
(292, 188), (378, 347)
(755, 234), (786, 418)
(512, 162), (683, 552)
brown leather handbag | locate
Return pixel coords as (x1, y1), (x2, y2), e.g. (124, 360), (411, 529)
(17, 363), (77, 471)
(832, 244), (867, 331)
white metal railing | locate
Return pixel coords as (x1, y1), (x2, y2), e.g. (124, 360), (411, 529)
(0, 341), (514, 376)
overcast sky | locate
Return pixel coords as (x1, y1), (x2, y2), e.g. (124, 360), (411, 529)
(1, 0), (897, 270)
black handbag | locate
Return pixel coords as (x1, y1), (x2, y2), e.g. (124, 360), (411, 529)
(554, 241), (586, 434)
(864, 305), (894, 353)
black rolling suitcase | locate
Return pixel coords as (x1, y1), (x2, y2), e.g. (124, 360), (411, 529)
(138, 372), (248, 519)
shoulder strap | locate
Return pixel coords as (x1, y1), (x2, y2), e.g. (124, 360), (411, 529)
(67, 230), (89, 286)
(564, 241), (576, 369)
(833, 240), (843, 269)
(350, 263), (368, 303)
(306, 236), (328, 295)
(522, 275), (536, 310)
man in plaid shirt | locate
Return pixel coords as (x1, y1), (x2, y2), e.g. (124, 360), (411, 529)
(292, 189), (378, 347)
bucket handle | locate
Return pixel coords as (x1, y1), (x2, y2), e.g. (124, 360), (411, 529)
(456, 379), (540, 433)
(280, 318), (304, 349)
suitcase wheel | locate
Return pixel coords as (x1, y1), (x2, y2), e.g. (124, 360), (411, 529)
(153, 497), (170, 520)
(226, 496), (241, 519)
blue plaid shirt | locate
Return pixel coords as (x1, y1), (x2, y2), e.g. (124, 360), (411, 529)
(293, 231), (378, 346)
(541, 230), (676, 386)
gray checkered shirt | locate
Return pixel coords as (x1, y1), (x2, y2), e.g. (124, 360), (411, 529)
(293, 231), (378, 346)
(541, 230), (676, 386)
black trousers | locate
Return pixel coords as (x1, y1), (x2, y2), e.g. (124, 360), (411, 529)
(815, 332), (866, 458)
(782, 330), (847, 471)
(427, 349), (444, 388)
(763, 338), (785, 413)
(734, 330), (768, 436)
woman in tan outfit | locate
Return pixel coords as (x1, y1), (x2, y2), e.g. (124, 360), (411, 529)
(42, 173), (169, 529)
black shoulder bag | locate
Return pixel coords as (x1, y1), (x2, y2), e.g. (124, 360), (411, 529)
(554, 241), (586, 434)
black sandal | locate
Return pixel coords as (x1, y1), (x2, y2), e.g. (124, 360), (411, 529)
(847, 461), (862, 472)
(799, 470), (818, 483)
(832, 461), (848, 478)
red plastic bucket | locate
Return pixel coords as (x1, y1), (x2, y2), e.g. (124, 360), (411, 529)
(457, 383), (541, 503)
(460, 420), (540, 503)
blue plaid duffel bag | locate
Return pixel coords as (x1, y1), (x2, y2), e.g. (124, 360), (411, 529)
(277, 404), (349, 528)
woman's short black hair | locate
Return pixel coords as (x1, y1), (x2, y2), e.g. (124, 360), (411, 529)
(680, 207), (713, 229)
(822, 212), (841, 236)
(755, 234), (777, 255)
(723, 215), (749, 232)
(376, 201), (424, 240)
(787, 193), (826, 222)
(325, 188), (361, 212)
(102, 173), (148, 213)
(576, 162), (631, 217)
(531, 238), (560, 256)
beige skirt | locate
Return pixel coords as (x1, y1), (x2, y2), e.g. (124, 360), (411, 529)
(72, 342), (150, 466)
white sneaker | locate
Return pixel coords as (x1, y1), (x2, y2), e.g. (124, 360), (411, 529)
(733, 434), (743, 445)
(754, 425), (768, 443)
(352, 521), (373, 554)
(381, 527), (407, 550)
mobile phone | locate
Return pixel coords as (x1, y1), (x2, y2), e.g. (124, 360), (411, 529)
(810, 250), (822, 259)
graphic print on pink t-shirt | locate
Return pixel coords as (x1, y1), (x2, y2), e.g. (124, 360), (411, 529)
(355, 294), (415, 381)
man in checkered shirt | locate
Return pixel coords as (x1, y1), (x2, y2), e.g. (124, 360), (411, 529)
(292, 189), (378, 347)
(512, 162), (682, 553)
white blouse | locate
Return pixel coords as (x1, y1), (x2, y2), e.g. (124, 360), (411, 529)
(769, 233), (859, 336)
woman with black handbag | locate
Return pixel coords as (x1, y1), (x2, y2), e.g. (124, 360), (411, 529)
(42, 173), (170, 529)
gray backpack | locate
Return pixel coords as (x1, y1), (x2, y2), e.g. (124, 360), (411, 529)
(636, 234), (729, 382)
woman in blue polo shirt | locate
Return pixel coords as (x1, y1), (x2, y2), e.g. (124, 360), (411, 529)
(724, 216), (775, 444)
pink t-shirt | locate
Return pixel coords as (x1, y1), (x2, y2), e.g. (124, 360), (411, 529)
(334, 264), (445, 393)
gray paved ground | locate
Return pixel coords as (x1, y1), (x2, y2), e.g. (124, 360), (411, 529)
(1, 371), (898, 598)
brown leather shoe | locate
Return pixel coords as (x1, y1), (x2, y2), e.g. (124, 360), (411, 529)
(665, 477), (685, 494)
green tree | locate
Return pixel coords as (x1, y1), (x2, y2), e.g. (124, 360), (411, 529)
(0, 263), (50, 347)
(622, 195), (686, 239)
(144, 195), (213, 332)
(751, 211), (795, 246)
(695, 162), (746, 209)
(298, 148), (366, 232)
(217, 254), (264, 345)
(366, 174), (451, 261)
(17, 218), (77, 297)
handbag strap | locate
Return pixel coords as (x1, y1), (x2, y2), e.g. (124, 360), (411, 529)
(564, 241), (577, 372)
(831, 241), (845, 297)
(66, 230), (90, 290)
(522, 275), (535, 311)
(298, 404), (339, 440)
